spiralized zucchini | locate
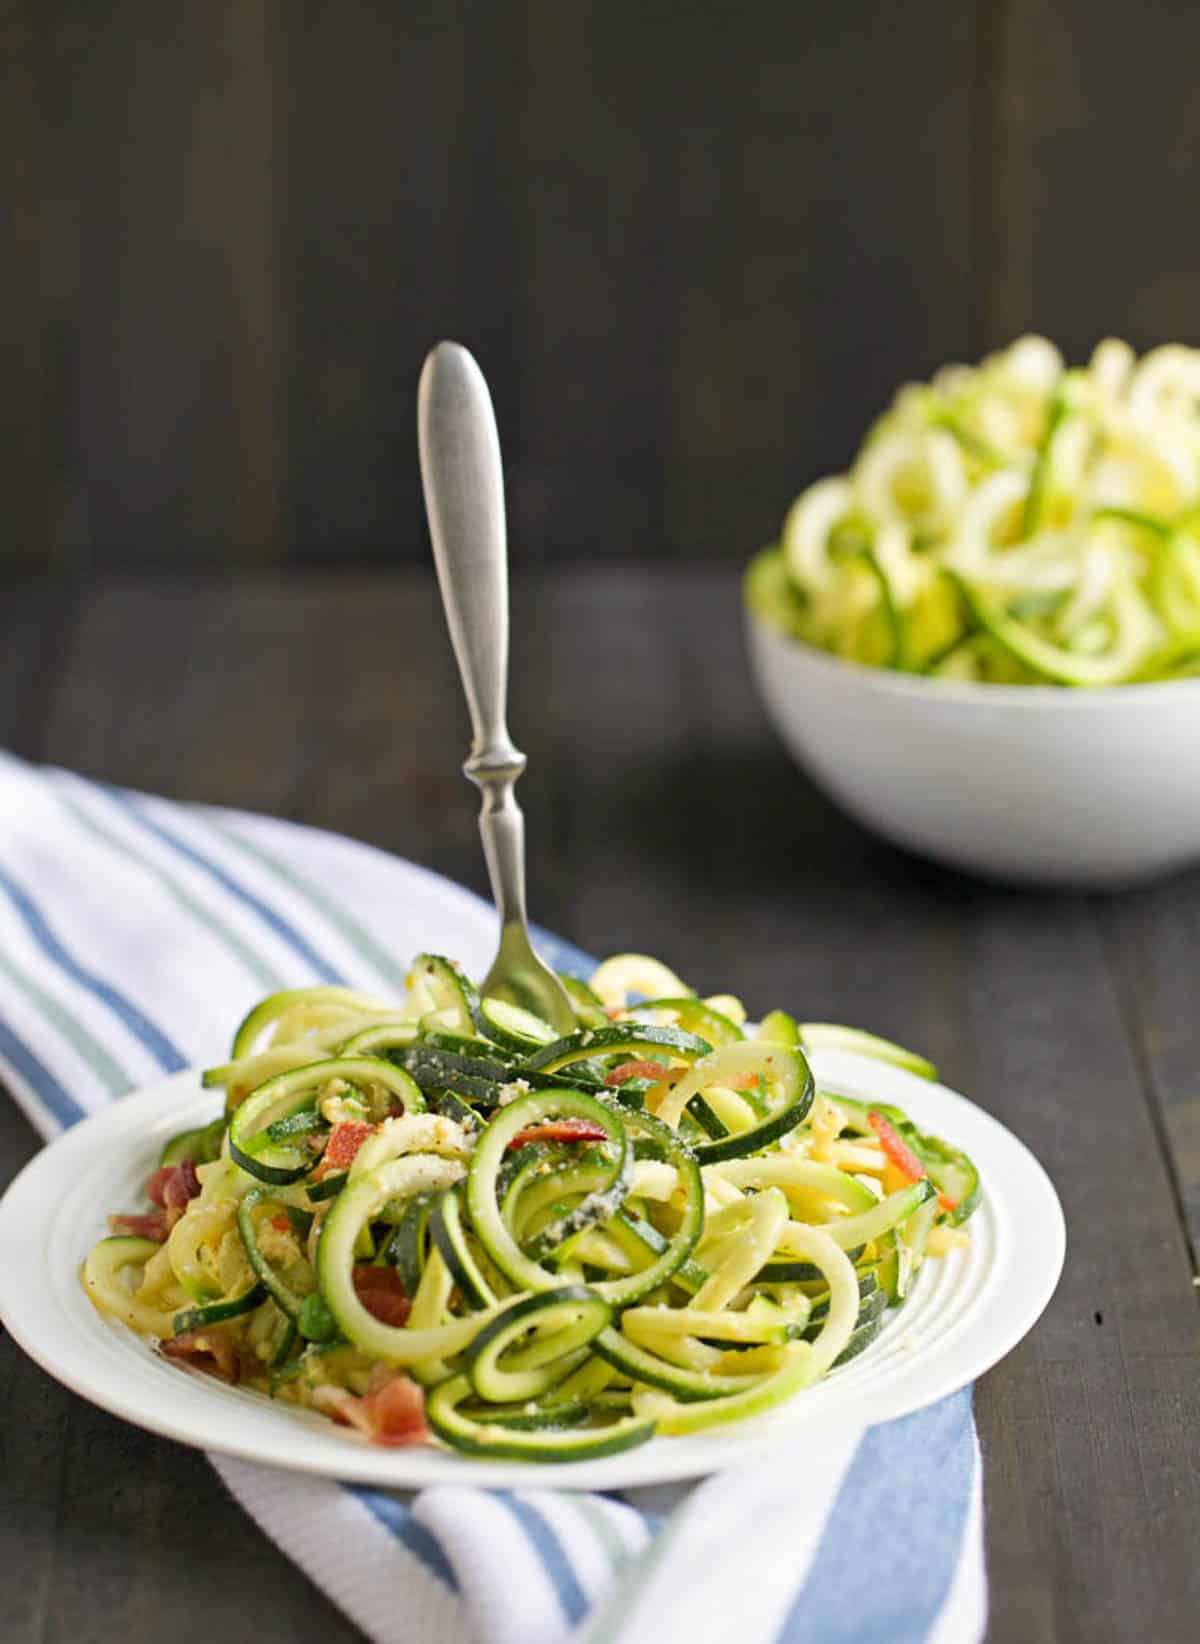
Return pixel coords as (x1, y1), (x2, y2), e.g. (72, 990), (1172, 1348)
(747, 335), (1200, 685)
(83, 955), (980, 1460)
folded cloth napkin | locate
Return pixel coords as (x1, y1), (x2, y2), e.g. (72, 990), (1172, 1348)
(0, 752), (985, 1644)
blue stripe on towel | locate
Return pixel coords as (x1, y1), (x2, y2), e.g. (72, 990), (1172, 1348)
(497, 1493), (589, 1626)
(0, 866), (186, 1073)
(0, 1015), (86, 1127)
(111, 792), (345, 985)
(349, 1488), (459, 1591)
(775, 1388), (976, 1644)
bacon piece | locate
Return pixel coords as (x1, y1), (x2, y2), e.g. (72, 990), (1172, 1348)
(506, 1119), (609, 1150)
(163, 1159), (201, 1211)
(144, 1160), (205, 1232)
(313, 1369), (428, 1448)
(323, 1121), (375, 1171)
(362, 1369), (428, 1446)
(146, 1160), (202, 1211)
(109, 1210), (168, 1241)
(352, 1264), (411, 1327)
(604, 1060), (669, 1087)
(160, 1324), (240, 1383)
(145, 1166), (175, 1206)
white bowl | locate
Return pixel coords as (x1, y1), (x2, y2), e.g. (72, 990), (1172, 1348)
(746, 610), (1200, 888)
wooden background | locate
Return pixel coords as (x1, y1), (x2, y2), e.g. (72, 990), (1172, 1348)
(4, 0), (1200, 572)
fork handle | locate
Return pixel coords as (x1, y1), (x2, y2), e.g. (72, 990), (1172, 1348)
(417, 341), (528, 928)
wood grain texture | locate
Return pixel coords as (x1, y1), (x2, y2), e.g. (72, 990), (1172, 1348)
(0, 581), (78, 755)
(963, 897), (1200, 1644)
(278, 0), (504, 564)
(1101, 890), (1200, 1267)
(20, 1), (91, 566)
(979, 0), (1200, 354)
(11, 1), (1200, 570)
(11, 1), (1200, 568)
(670, 1), (975, 559)
(3, 569), (1198, 1642)
(0, 1347), (361, 1644)
(28, 0), (284, 566)
(511, 0), (681, 561)
(0, 1), (49, 569)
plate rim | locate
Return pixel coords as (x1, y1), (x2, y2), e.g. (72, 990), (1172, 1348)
(0, 1054), (1065, 1490)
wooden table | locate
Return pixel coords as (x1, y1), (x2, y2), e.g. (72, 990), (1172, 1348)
(1, 569), (1197, 1644)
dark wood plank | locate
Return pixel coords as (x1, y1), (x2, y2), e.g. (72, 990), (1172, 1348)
(0, 1354), (361, 1644)
(20, 0), (92, 567)
(37, 572), (484, 887)
(285, 573), (484, 887)
(6, 0), (978, 570)
(0, 1), (50, 568)
(511, 0), (681, 561)
(40, 573), (329, 816)
(0, 581), (77, 756)
(221, 0), (281, 561)
(514, 0), (976, 560)
(981, 0), (1200, 355)
(965, 898), (1200, 1644)
(668, 1), (975, 559)
(13, 3), (1200, 570)
(30, 0), (282, 565)
(1100, 890), (1200, 1268)
(278, 0), (517, 565)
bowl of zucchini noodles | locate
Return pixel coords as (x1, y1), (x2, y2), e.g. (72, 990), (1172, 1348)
(746, 336), (1200, 886)
(76, 955), (982, 1464)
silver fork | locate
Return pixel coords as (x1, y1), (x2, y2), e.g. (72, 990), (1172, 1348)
(417, 341), (576, 1035)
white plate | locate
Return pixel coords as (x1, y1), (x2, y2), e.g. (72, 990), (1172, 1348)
(0, 1052), (1064, 1490)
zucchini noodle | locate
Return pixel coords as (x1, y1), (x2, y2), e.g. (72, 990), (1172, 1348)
(83, 954), (981, 1461)
(746, 335), (1200, 685)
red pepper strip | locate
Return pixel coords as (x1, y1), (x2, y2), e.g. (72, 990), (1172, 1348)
(506, 1119), (609, 1151)
(323, 1121), (375, 1170)
(867, 1109), (957, 1212)
(604, 1060), (669, 1087)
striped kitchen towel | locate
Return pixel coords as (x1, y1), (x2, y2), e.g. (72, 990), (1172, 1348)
(0, 751), (985, 1644)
